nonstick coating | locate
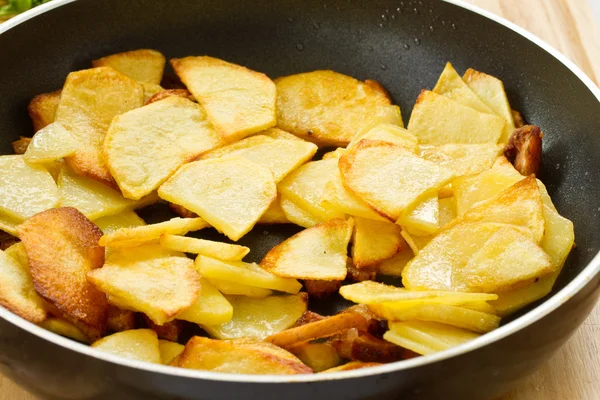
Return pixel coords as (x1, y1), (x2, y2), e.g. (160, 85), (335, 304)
(0, 0), (599, 399)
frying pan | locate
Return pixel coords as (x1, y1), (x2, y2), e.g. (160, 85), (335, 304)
(0, 0), (599, 399)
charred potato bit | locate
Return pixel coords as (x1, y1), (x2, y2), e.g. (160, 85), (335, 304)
(303, 279), (342, 300)
(504, 125), (543, 176)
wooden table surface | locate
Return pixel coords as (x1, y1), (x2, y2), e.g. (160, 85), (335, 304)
(1, 0), (599, 399)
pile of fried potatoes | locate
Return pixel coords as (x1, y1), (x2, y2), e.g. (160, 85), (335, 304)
(0, 50), (574, 374)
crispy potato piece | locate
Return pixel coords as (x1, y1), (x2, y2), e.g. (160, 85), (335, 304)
(348, 124), (418, 152)
(293, 311), (325, 327)
(203, 293), (307, 340)
(384, 321), (479, 355)
(39, 317), (90, 343)
(177, 336), (312, 374)
(504, 125), (543, 176)
(275, 70), (402, 146)
(106, 306), (137, 333)
(202, 135), (275, 158)
(141, 315), (184, 342)
(340, 140), (454, 220)
(19, 207), (107, 339)
(23, 122), (78, 164)
(207, 278), (273, 298)
(331, 328), (405, 363)
(94, 211), (145, 235)
(418, 143), (503, 178)
(87, 245), (201, 325)
(93, 49), (166, 85)
(145, 88), (194, 105)
(171, 56), (277, 142)
(398, 193), (440, 235)
(290, 343), (341, 372)
(433, 62), (493, 114)
(55, 67), (144, 187)
(376, 248), (414, 277)
(28, 90), (61, 132)
(105, 97), (223, 200)
(159, 340), (185, 365)
(352, 217), (403, 268)
(98, 217), (208, 248)
(258, 196), (290, 224)
(347, 259), (377, 282)
(92, 329), (161, 363)
(158, 157), (276, 241)
(0, 155), (59, 221)
(11, 137), (32, 155)
(280, 193), (323, 228)
(261, 218), (353, 280)
(321, 361), (382, 373)
(303, 279), (342, 299)
(407, 90), (505, 145)
(195, 255), (301, 294)
(159, 234), (249, 261)
(176, 278), (233, 326)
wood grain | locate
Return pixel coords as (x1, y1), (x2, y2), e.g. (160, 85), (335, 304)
(0, 0), (599, 399)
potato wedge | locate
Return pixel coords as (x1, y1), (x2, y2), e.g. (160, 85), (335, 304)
(19, 207), (107, 339)
(275, 70), (402, 146)
(203, 293), (307, 339)
(279, 193), (323, 228)
(207, 278), (273, 298)
(407, 90), (505, 144)
(87, 245), (201, 325)
(39, 317), (89, 343)
(258, 196), (290, 224)
(91, 329), (161, 363)
(159, 340), (185, 365)
(432, 62), (493, 114)
(106, 305), (137, 333)
(176, 278), (233, 326)
(352, 217), (403, 268)
(177, 336), (312, 374)
(290, 343), (341, 372)
(321, 361), (382, 373)
(28, 90), (61, 132)
(261, 218), (353, 280)
(105, 96), (223, 200)
(384, 321), (479, 355)
(418, 143), (503, 178)
(158, 157), (276, 241)
(348, 124), (418, 152)
(339, 140), (454, 220)
(171, 56), (277, 142)
(94, 211), (146, 235)
(160, 234), (249, 261)
(398, 193), (440, 235)
(23, 122), (78, 164)
(55, 67), (144, 187)
(93, 49), (166, 85)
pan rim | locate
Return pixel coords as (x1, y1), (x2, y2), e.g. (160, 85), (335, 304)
(0, 0), (599, 384)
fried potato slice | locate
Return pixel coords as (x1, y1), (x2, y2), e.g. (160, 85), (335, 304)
(92, 49), (166, 85)
(28, 90), (61, 132)
(175, 278), (233, 326)
(195, 255), (302, 294)
(463, 68), (515, 143)
(141, 315), (185, 342)
(22, 122), (78, 165)
(258, 196), (290, 224)
(259, 127), (306, 142)
(160, 234), (249, 261)
(11, 137), (31, 155)
(275, 70), (402, 146)
(376, 248), (414, 277)
(0, 245), (47, 323)
(407, 90), (505, 145)
(384, 321), (479, 355)
(0, 155), (59, 221)
(141, 83), (164, 103)
(171, 56), (277, 142)
(158, 157), (276, 241)
(279, 194), (323, 228)
(339, 140), (454, 220)
(321, 148), (347, 160)
(55, 67), (144, 186)
(418, 143), (503, 178)
(177, 336), (312, 374)
(158, 340), (185, 365)
(290, 343), (341, 372)
(87, 245), (201, 325)
(321, 361), (383, 373)
(94, 211), (145, 235)
(105, 97), (223, 200)
(331, 328), (406, 363)
(91, 329), (161, 363)
(145, 88), (194, 105)
(261, 218), (353, 280)
(207, 278), (273, 298)
(202, 135), (275, 158)
(203, 293), (307, 340)
(348, 124), (418, 152)
(106, 305), (137, 333)
(432, 62), (493, 114)
(303, 279), (342, 299)
(398, 193), (440, 236)
(19, 207), (107, 339)
(352, 217), (403, 268)
(39, 317), (89, 343)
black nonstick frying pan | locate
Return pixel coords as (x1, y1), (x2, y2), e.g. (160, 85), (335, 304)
(0, 0), (599, 399)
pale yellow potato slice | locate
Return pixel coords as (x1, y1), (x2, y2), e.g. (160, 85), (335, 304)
(432, 62), (493, 114)
(352, 217), (403, 268)
(384, 321), (479, 355)
(261, 218), (353, 280)
(158, 340), (185, 365)
(171, 56), (277, 142)
(195, 255), (302, 294)
(23, 122), (78, 164)
(400, 229), (426, 255)
(0, 155), (59, 221)
(55, 67), (144, 187)
(98, 217), (208, 248)
(398, 193), (440, 235)
(28, 90), (61, 132)
(201, 135), (274, 158)
(160, 235), (249, 261)
(105, 96), (223, 200)
(275, 70), (402, 146)
(142, 83), (165, 103)
(259, 127), (306, 142)
(321, 148), (347, 160)
(207, 278), (273, 298)
(339, 140), (454, 220)
(203, 293), (307, 340)
(258, 196), (289, 224)
(93, 49), (166, 85)
(93, 211), (146, 234)
(39, 318), (89, 343)
(158, 157), (276, 241)
(87, 245), (201, 325)
(58, 166), (157, 221)
(348, 124), (418, 152)
(279, 193), (323, 228)
(418, 143), (503, 178)
(376, 248), (414, 277)
(407, 90), (505, 144)
(439, 197), (457, 226)
(0, 211), (22, 236)
(91, 329), (161, 363)
(176, 279), (233, 325)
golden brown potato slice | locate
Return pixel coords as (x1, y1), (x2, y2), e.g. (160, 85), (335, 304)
(339, 140), (454, 220)
(141, 316), (184, 342)
(145, 88), (195, 105)
(160, 234), (249, 261)
(407, 90), (505, 145)
(258, 196), (290, 224)
(304, 279), (343, 299)
(0, 155), (59, 221)
(91, 329), (161, 363)
(11, 137), (31, 155)
(105, 97), (223, 200)
(398, 193), (440, 236)
(23, 122), (78, 164)
(171, 56), (277, 142)
(159, 340), (185, 365)
(39, 317), (89, 343)
(175, 278), (233, 326)
(158, 157), (276, 241)
(321, 361), (382, 373)
(290, 343), (341, 372)
(331, 328), (406, 363)
(275, 70), (402, 146)
(106, 305), (137, 333)
(352, 217), (403, 268)
(207, 278), (273, 298)
(18, 207), (108, 339)
(347, 124), (418, 152)
(279, 193), (323, 228)
(28, 90), (61, 132)
(92, 49), (166, 85)
(261, 218), (353, 280)
(55, 67), (144, 186)
(201, 134), (274, 158)
(177, 336), (312, 374)
(432, 62), (493, 114)
(87, 244), (201, 324)
(203, 293), (307, 340)
(418, 143), (503, 178)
